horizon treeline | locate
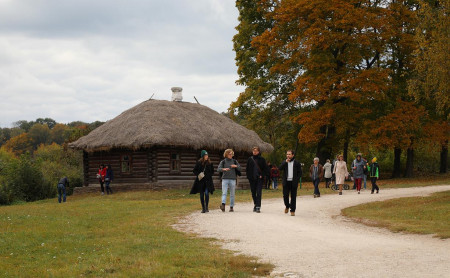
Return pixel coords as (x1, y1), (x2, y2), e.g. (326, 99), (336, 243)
(0, 118), (104, 205)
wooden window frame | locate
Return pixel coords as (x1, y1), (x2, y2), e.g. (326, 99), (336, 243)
(170, 152), (181, 174)
(121, 154), (132, 174)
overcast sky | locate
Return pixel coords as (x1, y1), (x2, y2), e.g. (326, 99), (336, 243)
(0, 0), (243, 127)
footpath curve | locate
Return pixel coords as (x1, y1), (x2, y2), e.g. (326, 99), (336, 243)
(176, 185), (450, 278)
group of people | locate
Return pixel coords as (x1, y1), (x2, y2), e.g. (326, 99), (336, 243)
(190, 147), (380, 215)
(97, 164), (114, 195)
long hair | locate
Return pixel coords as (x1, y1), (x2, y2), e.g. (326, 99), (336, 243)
(199, 157), (211, 165)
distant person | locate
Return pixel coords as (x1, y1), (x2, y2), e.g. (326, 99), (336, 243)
(362, 157), (368, 190)
(191, 150), (215, 213)
(331, 154), (339, 188)
(57, 176), (69, 203)
(323, 159), (332, 188)
(333, 155), (348, 195)
(97, 164), (106, 195)
(351, 153), (367, 194)
(105, 164), (114, 195)
(265, 161), (272, 189)
(246, 146), (269, 213)
(368, 157), (380, 194)
(270, 164), (280, 190)
(279, 150), (302, 216)
(309, 157), (324, 198)
(217, 149), (241, 212)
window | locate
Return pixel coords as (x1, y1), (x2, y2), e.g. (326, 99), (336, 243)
(121, 155), (131, 173)
(170, 153), (180, 173)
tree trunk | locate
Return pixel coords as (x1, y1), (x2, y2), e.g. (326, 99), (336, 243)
(343, 137), (349, 163)
(440, 142), (448, 174)
(316, 125), (335, 165)
(404, 147), (414, 178)
(392, 147), (402, 178)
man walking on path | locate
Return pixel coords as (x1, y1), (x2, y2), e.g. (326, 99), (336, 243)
(278, 150), (302, 216)
(246, 146), (269, 213)
(368, 157), (380, 194)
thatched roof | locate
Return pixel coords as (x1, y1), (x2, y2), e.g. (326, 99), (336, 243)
(69, 99), (273, 153)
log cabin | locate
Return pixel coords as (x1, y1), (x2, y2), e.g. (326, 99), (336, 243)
(69, 88), (273, 190)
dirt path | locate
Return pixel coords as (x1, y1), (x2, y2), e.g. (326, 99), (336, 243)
(176, 185), (450, 278)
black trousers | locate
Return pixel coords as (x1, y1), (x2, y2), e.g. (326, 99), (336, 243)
(371, 177), (379, 192)
(283, 181), (297, 212)
(249, 178), (263, 208)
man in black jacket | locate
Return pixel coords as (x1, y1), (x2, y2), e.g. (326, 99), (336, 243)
(246, 146), (269, 213)
(279, 150), (302, 216)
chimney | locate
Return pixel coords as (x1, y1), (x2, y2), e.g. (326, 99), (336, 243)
(171, 87), (183, 102)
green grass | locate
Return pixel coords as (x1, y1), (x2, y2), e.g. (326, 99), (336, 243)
(1, 175), (449, 277)
(342, 191), (450, 239)
(0, 190), (274, 277)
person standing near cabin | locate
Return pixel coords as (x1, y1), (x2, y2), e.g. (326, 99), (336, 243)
(190, 150), (215, 213)
(333, 154), (348, 195)
(367, 157), (380, 194)
(105, 164), (114, 194)
(246, 146), (269, 213)
(97, 164), (106, 195)
(57, 176), (69, 203)
(323, 159), (332, 188)
(270, 164), (280, 190)
(309, 157), (324, 198)
(279, 150), (302, 216)
(217, 149), (241, 212)
(351, 153), (366, 194)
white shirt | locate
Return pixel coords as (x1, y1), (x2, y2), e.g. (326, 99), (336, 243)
(287, 161), (294, 181)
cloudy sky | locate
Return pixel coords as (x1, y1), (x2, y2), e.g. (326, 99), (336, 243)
(0, 0), (243, 127)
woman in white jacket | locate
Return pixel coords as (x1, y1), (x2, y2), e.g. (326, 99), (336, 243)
(333, 155), (348, 195)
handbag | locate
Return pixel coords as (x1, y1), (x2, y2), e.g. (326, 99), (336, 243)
(197, 165), (206, 181)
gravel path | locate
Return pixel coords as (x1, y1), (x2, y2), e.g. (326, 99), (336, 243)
(176, 185), (450, 278)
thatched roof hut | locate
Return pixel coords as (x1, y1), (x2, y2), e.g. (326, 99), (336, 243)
(70, 94), (273, 191)
(70, 99), (273, 153)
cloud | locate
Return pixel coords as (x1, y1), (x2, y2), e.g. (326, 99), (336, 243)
(0, 0), (243, 127)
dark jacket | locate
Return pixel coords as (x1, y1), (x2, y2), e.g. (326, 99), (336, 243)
(279, 159), (302, 186)
(190, 160), (215, 194)
(246, 154), (270, 181)
(58, 177), (69, 187)
(105, 168), (114, 181)
(309, 164), (324, 180)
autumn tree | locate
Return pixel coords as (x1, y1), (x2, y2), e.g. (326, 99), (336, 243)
(408, 0), (449, 173)
(28, 123), (51, 148)
(3, 133), (33, 155)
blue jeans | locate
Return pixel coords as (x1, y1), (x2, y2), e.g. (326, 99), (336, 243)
(313, 178), (320, 196)
(272, 178), (278, 189)
(57, 183), (66, 203)
(221, 179), (236, 207)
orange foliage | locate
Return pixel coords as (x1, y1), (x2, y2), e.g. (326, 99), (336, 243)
(4, 133), (33, 156)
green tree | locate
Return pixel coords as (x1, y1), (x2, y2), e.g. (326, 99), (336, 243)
(28, 123), (51, 148)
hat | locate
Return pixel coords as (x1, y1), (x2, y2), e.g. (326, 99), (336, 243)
(372, 157), (377, 163)
(200, 150), (208, 157)
(357, 153), (362, 158)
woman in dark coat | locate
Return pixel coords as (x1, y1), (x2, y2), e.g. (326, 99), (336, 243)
(190, 150), (215, 213)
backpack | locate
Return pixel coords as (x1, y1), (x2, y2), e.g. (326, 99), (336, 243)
(219, 159), (241, 179)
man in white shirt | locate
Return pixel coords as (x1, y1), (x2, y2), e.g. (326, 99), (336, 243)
(278, 150), (303, 216)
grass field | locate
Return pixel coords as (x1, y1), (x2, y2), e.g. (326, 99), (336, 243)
(342, 190), (450, 238)
(1, 175), (449, 277)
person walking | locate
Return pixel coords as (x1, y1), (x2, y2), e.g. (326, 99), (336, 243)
(246, 146), (269, 213)
(105, 164), (114, 194)
(97, 164), (106, 195)
(217, 149), (241, 212)
(351, 153), (367, 194)
(362, 157), (368, 190)
(323, 159), (332, 188)
(190, 150), (215, 213)
(270, 165), (280, 190)
(333, 154), (348, 195)
(331, 154), (339, 188)
(279, 150), (302, 216)
(367, 157), (380, 194)
(57, 176), (69, 203)
(265, 161), (272, 189)
(309, 157), (324, 198)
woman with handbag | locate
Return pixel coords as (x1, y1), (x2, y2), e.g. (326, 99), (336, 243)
(97, 164), (106, 195)
(190, 150), (215, 213)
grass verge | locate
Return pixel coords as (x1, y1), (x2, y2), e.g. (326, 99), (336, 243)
(0, 190), (273, 277)
(341, 190), (450, 239)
